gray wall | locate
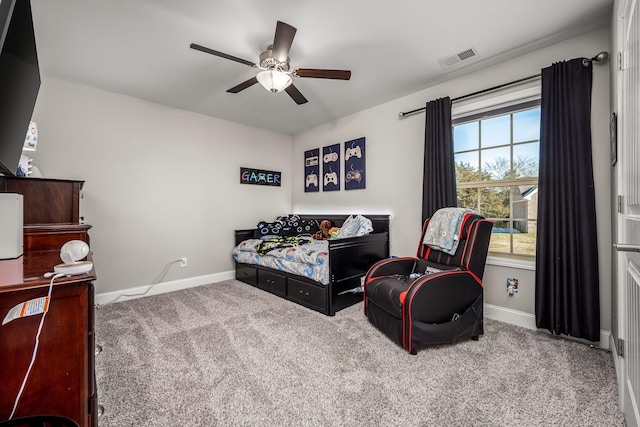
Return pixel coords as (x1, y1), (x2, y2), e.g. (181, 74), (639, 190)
(291, 27), (612, 333)
(30, 77), (293, 294)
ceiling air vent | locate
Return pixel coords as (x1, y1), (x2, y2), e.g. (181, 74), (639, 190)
(437, 47), (478, 70)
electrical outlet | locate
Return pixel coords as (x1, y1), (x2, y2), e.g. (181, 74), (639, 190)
(180, 257), (187, 267)
(507, 277), (518, 295)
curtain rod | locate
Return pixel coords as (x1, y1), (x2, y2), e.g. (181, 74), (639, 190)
(398, 73), (540, 118)
(398, 51), (610, 118)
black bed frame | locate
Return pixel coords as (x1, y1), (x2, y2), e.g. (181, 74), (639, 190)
(234, 214), (390, 316)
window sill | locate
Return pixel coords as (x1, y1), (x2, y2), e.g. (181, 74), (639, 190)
(486, 255), (536, 271)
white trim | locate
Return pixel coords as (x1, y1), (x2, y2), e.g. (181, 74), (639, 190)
(452, 85), (541, 119)
(612, 333), (624, 392)
(95, 270), (235, 306)
(484, 303), (536, 329)
(486, 255), (536, 270)
(484, 303), (610, 350)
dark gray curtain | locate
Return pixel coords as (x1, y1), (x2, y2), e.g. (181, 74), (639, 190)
(535, 58), (600, 342)
(422, 97), (457, 223)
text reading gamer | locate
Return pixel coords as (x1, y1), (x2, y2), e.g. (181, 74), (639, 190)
(242, 171), (280, 185)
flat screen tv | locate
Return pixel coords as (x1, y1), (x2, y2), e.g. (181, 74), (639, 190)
(0, 0), (40, 176)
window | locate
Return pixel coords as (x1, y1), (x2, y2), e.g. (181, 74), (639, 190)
(453, 101), (540, 257)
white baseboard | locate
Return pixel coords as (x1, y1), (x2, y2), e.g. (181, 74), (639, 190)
(484, 303), (611, 350)
(95, 270), (235, 306)
(611, 333), (625, 407)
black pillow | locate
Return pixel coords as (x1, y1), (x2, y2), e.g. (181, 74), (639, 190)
(255, 220), (286, 238)
(254, 215), (321, 238)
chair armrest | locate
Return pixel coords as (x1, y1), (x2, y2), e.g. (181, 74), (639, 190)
(364, 257), (419, 283)
(405, 270), (483, 324)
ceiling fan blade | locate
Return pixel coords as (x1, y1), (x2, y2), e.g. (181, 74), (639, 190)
(271, 21), (297, 63)
(285, 84), (308, 105)
(190, 43), (256, 68)
(227, 77), (259, 93)
(294, 68), (351, 80)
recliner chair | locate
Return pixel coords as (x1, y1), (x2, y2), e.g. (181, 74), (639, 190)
(363, 210), (492, 354)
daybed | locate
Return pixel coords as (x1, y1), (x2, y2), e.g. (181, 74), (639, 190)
(233, 214), (390, 316)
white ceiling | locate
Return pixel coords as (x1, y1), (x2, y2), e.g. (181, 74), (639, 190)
(30, 0), (612, 135)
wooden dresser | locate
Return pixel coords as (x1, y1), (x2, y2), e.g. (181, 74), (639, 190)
(0, 177), (97, 427)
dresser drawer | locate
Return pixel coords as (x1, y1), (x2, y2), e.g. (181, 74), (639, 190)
(236, 263), (257, 286)
(24, 226), (89, 252)
(287, 278), (327, 311)
(257, 270), (287, 297)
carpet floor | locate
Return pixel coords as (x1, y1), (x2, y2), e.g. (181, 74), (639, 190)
(95, 279), (625, 426)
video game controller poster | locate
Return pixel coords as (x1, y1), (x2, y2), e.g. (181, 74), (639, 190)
(322, 143), (340, 191)
(344, 137), (365, 190)
(304, 148), (320, 193)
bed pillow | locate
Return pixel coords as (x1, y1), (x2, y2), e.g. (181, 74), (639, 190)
(255, 220), (286, 237)
(355, 215), (373, 236)
(255, 215), (320, 238)
(294, 218), (320, 235)
(336, 215), (360, 238)
(336, 215), (373, 239)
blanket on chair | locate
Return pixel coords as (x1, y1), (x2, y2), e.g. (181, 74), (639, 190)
(423, 208), (474, 255)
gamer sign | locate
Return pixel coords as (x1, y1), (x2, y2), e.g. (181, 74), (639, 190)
(240, 167), (281, 187)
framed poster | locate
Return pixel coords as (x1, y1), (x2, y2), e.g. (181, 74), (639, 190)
(322, 143), (340, 191)
(304, 148), (320, 192)
(344, 137), (365, 190)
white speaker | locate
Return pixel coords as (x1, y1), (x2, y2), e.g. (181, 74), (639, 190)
(0, 193), (23, 260)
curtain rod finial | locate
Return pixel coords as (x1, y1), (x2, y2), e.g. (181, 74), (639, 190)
(582, 51), (610, 66)
(594, 51), (610, 63)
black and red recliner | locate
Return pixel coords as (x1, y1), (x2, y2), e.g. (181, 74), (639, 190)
(363, 211), (492, 354)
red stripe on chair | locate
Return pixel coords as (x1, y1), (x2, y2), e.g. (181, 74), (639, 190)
(404, 271), (453, 352)
(404, 270), (482, 352)
(416, 219), (431, 258)
(459, 213), (473, 238)
(424, 246), (432, 260)
(364, 257), (417, 284)
(364, 257), (416, 313)
(458, 214), (476, 264)
(459, 220), (475, 267)
(462, 220), (485, 273)
(399, 291), (407, 305)
(468, 270), (483, 287)
(464, 221), (479, 271)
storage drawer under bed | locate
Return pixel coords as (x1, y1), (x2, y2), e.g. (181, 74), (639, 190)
(257, 270), (287, 297)
(287, 278), (327, 312)
(236, 263), (257, 286)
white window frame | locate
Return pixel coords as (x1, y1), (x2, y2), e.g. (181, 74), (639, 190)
(452, 84), (541, 261)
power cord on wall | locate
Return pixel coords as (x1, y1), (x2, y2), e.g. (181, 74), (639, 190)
(95, 259), (182, 309)
(9, 272), (64, 420)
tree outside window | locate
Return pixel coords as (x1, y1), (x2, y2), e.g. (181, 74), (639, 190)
(453, 102), (540, 257)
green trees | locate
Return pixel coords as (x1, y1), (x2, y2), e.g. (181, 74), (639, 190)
(455, 155), (538, 220)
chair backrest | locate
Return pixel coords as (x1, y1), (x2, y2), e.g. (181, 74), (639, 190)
(416, 213), (493, 280)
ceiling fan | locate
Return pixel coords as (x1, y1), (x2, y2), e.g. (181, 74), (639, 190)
(190, 21), (351, 105)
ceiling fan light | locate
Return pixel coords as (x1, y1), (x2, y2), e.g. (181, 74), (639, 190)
(256, 70), (292, 93)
